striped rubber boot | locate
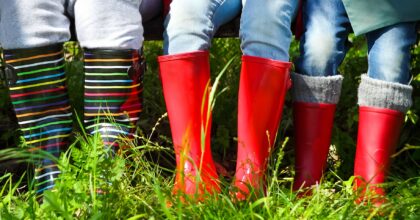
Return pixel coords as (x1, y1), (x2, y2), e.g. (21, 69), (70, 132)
(1, 44), (72, 194)
(83, 49), (143, 149)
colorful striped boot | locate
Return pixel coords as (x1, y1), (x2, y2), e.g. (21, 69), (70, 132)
(1, 44), (73, 194)
(83, 49), (143, 150)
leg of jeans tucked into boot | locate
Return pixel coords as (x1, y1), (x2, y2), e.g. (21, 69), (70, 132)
(231, 0), (297, 201)
(3, 44), (72, 194)
(291, 73), (343, 191)
(83, 49), (143, 149)
(355, 74), (412, 205)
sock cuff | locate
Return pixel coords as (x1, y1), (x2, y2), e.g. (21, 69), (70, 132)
(291, 72), (343, 104)
(358, 74), (413, 112)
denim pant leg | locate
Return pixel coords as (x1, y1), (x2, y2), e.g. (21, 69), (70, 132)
(74, 0), (143, 49)
(366, 22), (417, 84)
(163, 0), (241, 55)
(296, 0), (351, 76)
(0, 0), (71, 49)
(240, 0), (298, 61)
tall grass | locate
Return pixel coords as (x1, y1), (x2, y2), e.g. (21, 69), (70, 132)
(1, 132), (419, 219)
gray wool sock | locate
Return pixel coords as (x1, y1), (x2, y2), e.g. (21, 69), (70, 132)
(291, 72), (343, 104)
(358, 74), (413, 112)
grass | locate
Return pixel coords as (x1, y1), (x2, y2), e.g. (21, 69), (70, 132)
(1, 38), (420, 219)
(1, 133), (419, 219)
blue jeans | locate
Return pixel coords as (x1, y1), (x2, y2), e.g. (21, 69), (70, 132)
(0, 0), (160, 49)
(164, 0), (298, 61)
(295, 0), (417, 84)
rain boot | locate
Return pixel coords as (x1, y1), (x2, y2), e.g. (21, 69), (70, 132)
(293, 103), (336, 191)
(2, 44), (72, 195)
(83, 49), (143, 150)
(233, 55), (291, 200)
(354, 106), (404, 205)
(158, 51), (220, 199)
(290, 73), (343, 191)
(354, 74), (412, 205)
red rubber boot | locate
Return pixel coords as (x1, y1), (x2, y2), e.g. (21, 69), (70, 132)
(158, 51), (220, 199)
(292, 102), (336, 191)
(353, 106), (404, 205)
(233, 55), (292, 200)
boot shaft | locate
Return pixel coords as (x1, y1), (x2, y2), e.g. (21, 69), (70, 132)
(2, 44), (73, 194)
(354, 74), (411, 201)
(290, 73), (343, 190)
(158, 51), (212, 163)
(158, 51), (219, 197)
(83, 48), (144, 148)
(293, 102), (336, 190)
(237, 55), (291, 168)
(354, 106), (404, 186)
(234, 55), (291, 199)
